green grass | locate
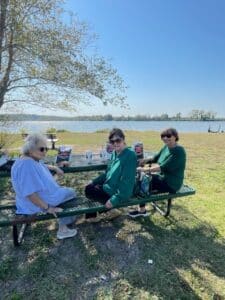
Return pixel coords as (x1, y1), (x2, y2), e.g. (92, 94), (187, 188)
(0, 131), (225, 299)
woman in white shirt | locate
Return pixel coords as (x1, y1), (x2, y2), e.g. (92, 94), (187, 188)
(11, 133), (77, 240)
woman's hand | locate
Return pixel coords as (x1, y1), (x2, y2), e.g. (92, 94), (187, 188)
(137, 166), (151, 172)
(47, 164), (64, 177)
(53, 166), (64, 177)
(137, 166), (144, 172)
(105, 200), (113, 209)
(28, 193), (62, 217)
(47, 206), (63, 218)
(138, 159), (145, 167)
(149, 164), (161, 173)
(138, 158), (152, 166)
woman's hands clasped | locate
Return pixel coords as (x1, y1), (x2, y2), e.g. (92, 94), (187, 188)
(46, 206), (63, 218)
(105, 200), (113, 209)
(53, 166), (64, 177)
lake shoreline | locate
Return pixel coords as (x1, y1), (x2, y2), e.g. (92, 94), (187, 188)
(1, 120), (225, 133)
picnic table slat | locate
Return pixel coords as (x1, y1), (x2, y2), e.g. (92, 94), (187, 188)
(0, 185), (195, 227)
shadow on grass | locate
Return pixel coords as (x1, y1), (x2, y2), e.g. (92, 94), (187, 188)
(77, 205), (225, 299)
(0, 205), (225, 299)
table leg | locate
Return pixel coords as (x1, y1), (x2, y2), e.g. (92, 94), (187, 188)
(13, 223), (28, 247)
(151, 198), (172, 217)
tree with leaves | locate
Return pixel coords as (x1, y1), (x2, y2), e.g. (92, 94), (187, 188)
(0, 0), (127, 112)
(189, 109), (217, 120)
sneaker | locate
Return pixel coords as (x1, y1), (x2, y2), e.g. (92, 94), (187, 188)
(57, 228), (77, 240)
(128, 210), (149, 218)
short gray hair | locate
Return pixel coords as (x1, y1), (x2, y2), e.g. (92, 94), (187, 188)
(22, 133), (47, 155)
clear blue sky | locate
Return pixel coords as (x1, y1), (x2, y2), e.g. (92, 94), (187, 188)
(61, 0), (225, 117)
(5, 0), (224, 117)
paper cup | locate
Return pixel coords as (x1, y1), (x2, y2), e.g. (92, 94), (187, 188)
(85, 151), (93, 164)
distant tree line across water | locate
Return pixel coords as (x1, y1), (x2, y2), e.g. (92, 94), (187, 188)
(0, 110), (224, 122)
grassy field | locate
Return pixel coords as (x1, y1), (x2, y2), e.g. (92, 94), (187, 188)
(0, 130), (225, 300)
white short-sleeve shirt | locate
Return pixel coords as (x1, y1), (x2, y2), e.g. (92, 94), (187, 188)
(11, 157), (70, 214)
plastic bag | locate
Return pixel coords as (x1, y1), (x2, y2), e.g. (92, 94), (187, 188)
(133, 171), (151, 197)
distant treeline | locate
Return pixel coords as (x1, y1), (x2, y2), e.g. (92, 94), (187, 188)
(0, 110), (224, 122)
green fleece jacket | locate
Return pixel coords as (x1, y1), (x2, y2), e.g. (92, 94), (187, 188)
(92, 147), (137, 206)
(152, 144), (186, 191)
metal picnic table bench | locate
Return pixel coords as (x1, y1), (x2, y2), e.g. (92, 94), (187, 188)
(0, 153), (196, 246)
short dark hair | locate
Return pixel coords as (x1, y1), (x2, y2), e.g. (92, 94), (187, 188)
(108, 128), (125, 141)
(161, 128), (179, 141)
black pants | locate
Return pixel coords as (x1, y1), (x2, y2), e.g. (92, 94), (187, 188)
(85, 183), (110, 218)
(0, 160), (15, 172)
(140, 174), (175, 208)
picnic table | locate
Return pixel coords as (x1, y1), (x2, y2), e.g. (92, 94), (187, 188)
(0, 151), (155, 177)
(0, 154), (109, 177)
(0, 151), (195, 246)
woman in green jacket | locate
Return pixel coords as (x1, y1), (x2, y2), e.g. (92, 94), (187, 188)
(129, 127), (186, 218)
(85, 128), (137, 218)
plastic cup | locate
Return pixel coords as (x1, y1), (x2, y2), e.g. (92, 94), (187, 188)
(85, 151), (93, 164)
(100, 149), (108, 162)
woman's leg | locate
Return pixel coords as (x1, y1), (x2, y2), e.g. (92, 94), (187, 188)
(58, 187), (77, 226)
(85, 183), (110, 203)
(139, 175), (174, 209)
(129, 175), (174, 218)
(151, 175), (175, 193)
(56, 188), (78, 239)
(85, 184), (110, 218)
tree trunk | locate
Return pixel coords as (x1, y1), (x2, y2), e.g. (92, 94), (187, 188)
(0, 0), (9, 71)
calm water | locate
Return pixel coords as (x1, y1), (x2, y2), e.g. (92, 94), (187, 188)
(1, 120), (225, 133)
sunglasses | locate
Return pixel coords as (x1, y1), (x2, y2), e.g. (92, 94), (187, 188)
(161, 134), (172, 139)
(110, 138), (123, 144)
(38, 147), (48, 152)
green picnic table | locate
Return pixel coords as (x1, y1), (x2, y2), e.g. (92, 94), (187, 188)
(0, 153), (196, 246)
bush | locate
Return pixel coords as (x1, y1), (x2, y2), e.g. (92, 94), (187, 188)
(0, 132), (14, 150)
(56, 129), (70, 133)
(95, 129), (109, 133)
(46, 127), (57, 134)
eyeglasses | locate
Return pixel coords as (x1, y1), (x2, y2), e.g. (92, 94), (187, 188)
(161, 134), (172, 139)
(38, 147), (48, 152)
(110, 138), (123, 144)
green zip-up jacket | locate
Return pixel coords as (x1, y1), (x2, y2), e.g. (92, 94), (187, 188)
(152, 144), (186, 191)
(92, 147), (137, 206)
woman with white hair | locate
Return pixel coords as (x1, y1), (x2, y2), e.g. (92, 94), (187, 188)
(11, 133), (77, 240)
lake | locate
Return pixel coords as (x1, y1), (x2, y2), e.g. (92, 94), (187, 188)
(1, 120), (225, 133)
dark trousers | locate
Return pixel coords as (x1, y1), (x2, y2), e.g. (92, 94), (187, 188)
(85, 183), (110, 218)
(0, 160), (15, 172)
(140, 174), (175, 208)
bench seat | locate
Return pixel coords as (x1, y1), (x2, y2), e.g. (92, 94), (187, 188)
(0, 185), (195, 226)
(0, 185), (195, 246)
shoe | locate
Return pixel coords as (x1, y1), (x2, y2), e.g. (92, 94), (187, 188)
(128, 210), (149, 218)
(57, 228), (77, 240)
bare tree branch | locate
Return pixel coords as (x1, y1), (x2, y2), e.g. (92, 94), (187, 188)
(0, 0), (127, 112)
(0, 0), (9, 70)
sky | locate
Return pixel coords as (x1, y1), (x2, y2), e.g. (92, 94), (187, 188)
(61, 0), (225, 117)
(5, 0), (225, 117)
